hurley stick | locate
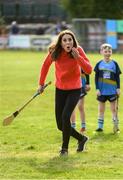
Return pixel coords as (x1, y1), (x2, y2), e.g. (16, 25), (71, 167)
(3, 81), (51, 126)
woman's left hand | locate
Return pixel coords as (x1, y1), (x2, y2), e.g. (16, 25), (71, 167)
(71, 47), (80, 59)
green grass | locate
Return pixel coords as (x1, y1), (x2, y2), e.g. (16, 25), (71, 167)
(0, 50), (123, 179)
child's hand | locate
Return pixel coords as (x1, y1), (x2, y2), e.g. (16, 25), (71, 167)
(96, 89), (101, 96)
(116, 88), (120, 96)
(85, 85), (91, 91)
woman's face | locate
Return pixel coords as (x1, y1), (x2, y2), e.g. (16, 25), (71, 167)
(61, 34), (74, 52)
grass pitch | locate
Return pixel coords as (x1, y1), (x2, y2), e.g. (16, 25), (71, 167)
(0, 50), (123, 179)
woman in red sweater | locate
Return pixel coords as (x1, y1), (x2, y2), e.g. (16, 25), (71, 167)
(38, 30), (92, 156)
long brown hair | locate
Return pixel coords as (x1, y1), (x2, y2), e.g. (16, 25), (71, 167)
(49, 30), (79, 61)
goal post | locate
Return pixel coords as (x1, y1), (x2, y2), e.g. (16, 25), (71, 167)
(72, 18), (106, 51)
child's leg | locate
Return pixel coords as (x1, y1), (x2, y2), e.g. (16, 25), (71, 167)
(96, 102), (105, 131)
(110, 100), (119, 133)
(70, 109), (76, 128)
(78, 98), (86, 132)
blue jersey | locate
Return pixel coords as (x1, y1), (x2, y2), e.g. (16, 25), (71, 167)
(81, 74), (86, 88)
(94, 60), (121, 95)
(81, 70), (90, 88)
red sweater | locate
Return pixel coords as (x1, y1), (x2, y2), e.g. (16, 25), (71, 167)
(39, 46), (92, 90)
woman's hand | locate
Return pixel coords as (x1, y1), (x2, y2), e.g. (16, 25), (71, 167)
(37, 85), (44, 94)
(71, 47), (80, 59)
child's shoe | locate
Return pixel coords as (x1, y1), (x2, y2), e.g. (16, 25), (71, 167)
(80, 127), (86, 133)
(113, 124), (120, 134)
(95, 128), (103, 132)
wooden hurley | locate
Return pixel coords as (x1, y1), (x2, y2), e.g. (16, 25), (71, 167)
(3, 81), (51, 126)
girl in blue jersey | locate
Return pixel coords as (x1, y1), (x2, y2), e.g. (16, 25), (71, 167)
(94, 43), (121, 133)
(71, 70), (90, 133)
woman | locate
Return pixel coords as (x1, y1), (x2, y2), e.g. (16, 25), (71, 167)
(38, 30), (92, 156)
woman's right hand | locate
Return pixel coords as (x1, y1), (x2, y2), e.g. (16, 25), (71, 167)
(37, 85), (44, 94)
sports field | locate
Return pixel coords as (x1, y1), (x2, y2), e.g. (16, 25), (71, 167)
(0, 50), (123, 179)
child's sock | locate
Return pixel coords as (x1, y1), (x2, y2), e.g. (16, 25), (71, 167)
(81, 122), (86, 129)
(80, 122), (86, 133)
(113, 117), (119, 127)
(98, 118), (104, 129)
(113, 117), (119, 133)
(71, 122), (76, 129)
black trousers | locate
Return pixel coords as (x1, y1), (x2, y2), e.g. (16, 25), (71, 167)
(55, 88), (85, 149)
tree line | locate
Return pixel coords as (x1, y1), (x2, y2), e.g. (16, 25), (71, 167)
(61, 0), (123, 19)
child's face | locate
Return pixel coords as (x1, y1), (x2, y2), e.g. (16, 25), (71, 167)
(61, 34), (74, 52)
(100, 47), (112, 61)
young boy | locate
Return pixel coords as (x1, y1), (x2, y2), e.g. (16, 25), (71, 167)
(94, 43), (121, 133)
(71, 70), (90, 133)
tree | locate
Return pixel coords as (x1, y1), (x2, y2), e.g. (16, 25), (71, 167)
(60, 0), (123, 19)
(60, 0), (94, 18)
(0, 16), (6, 35)
(92, 0), (123, 19)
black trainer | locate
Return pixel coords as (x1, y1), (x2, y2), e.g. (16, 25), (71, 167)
(77, 136), (88, 152)
(96, 128), (103, 132)
(59, 148), (68, 156)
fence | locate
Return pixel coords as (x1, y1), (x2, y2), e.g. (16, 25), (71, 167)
(72, 18), (123, 52)
(0, 34), (57, 50)
(0, 2), (67, 23)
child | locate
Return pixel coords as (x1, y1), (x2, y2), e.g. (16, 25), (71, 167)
(71, 70), (90, 133)
(37, 30), (92, 156)
(94, 43), (121, 133)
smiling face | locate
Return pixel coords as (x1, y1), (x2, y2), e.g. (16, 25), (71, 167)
(100, 45), (112, 62)
(61, 34), (74, 52)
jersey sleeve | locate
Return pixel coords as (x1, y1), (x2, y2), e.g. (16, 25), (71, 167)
(94, 62), (100, 72)
(115, 61), (122, 75)
(114, 61), (122, 88)
(94, 62), (100, 89)
(85, 74), (90, 85)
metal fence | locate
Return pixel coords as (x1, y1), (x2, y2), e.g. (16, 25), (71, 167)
(0, 1), (67, 23)
(72, 18), (106, 52)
